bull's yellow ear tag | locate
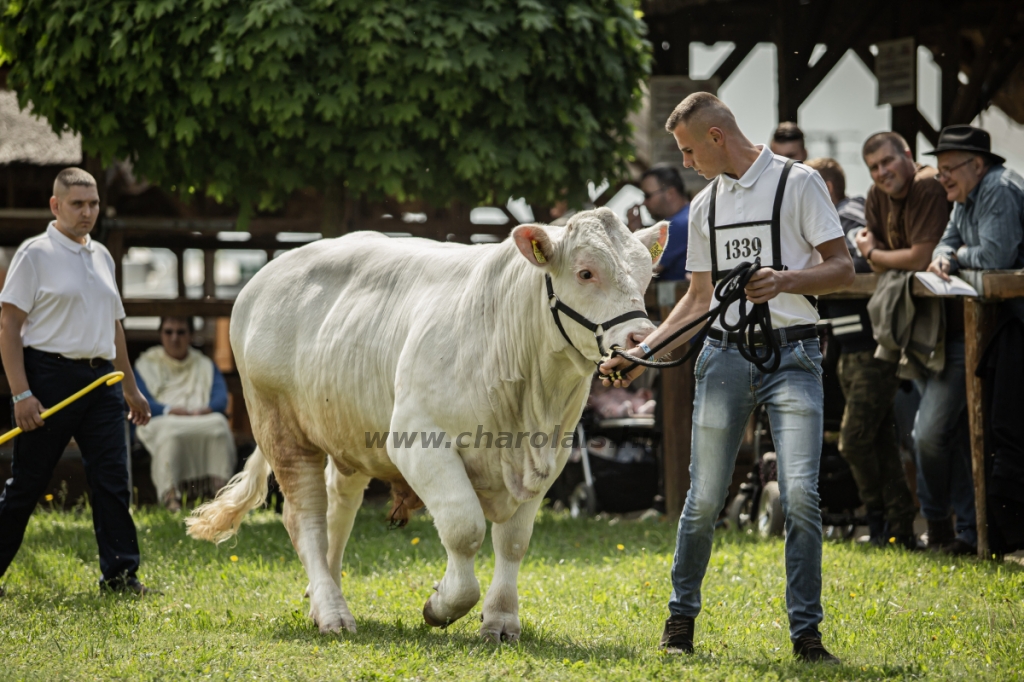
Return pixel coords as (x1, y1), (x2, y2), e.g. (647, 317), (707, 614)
(532, 240), (547, 263)
(649, 241), (664, 262)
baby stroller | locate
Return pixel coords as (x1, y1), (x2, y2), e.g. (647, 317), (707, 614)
(725, 328), (866, 538)
(548, 377), (662, 516)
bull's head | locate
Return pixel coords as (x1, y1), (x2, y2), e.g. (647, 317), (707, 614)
(511, 207), (668, 363)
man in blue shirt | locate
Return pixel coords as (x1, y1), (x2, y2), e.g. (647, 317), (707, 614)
(628, 164), (690, 280)
(923, 125), (1024, 554)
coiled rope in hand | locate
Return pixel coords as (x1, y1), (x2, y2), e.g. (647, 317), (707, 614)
(601, 257), (783, 381)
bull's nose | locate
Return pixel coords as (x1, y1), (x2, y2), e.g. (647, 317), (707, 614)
(627, 331), (651, 348)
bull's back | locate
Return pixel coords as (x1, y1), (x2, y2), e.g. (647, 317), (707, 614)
(230, 233), (478, 453)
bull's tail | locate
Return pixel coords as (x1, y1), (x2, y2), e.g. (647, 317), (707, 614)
(185, 446), (271, 544)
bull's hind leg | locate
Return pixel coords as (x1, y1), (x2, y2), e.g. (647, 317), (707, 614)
(325, 459), (370, 587)
(389, 429), (485, 627)
(275, 449), (357, 634)
(480, 496), (543, 642)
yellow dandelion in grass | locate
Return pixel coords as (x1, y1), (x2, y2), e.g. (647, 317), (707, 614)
(411, 537), (420, 545)
(230, 555), (239, 562)
(849, 592), (857, 598)
(44, 494), (53, 501)
(889, 536), (896, 544)
(644, 581), (650, 587)
(341, 571), (347, 578)
(617, 544), (625, 551)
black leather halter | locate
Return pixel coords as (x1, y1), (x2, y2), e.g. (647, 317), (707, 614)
(545, 274), (649, 361)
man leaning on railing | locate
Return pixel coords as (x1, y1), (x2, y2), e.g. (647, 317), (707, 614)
(922, 125), (1024, 555)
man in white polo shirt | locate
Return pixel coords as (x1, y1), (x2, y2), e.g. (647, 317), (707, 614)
(601, 93), (854, 662)
(0, 167), (153, 596)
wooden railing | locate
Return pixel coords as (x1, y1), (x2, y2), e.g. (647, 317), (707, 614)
(651, 271), (1024, 560)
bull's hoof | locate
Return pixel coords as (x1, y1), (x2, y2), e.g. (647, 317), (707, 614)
(422, 595), (451, 628)
(480, 611), (521, 643)
(309, 602), (357, 634)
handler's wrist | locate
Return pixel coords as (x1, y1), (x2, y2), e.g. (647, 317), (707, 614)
(12, 389), (33, 404)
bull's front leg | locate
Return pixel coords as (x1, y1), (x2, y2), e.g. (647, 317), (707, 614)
(480, 495), (544, 642)
(389, 421), (486, 628)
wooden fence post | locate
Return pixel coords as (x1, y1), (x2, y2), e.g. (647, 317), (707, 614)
(659, 283), (695, 522)
(963, 297), (997, 559)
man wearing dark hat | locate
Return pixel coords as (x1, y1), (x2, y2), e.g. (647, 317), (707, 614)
(922, 125), (1024, 554)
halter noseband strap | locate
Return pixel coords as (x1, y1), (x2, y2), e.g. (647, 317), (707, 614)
(545, 274), (649, 361)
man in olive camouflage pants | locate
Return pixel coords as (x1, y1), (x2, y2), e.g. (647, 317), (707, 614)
(836, 352), (917, 546)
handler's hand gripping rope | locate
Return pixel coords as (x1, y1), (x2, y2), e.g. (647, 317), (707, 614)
(600, 258), (783, 382)
(0, 371), (125, 446)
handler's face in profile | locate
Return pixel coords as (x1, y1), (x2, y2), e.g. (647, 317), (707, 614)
(672, 124), (721, 179)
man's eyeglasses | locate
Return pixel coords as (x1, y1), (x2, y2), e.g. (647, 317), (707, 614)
(643, 186), (669, 201)
(162, 329), (189, 337)
(936, 158), (973, 180)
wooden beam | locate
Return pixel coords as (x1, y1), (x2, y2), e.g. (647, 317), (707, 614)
(915, 108), (940, 147)
(949, 6), (1020, 123)
(203, 250), (216, 299)
(963, 298), (998, 559)
(791, 0), (888, 106)
(710, 40), (757, 84)
(173, 247), (186, 298)
(122, 298), (235, 317)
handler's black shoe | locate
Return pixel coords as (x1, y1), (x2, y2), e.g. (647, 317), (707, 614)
(941, 538), (977, 556)
(659, 614), (695, 654)
(793, 635), (840, 664)
(100, 577), (160, 597)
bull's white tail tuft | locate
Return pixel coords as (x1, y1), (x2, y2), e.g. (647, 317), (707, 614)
(185, 446), (271, 544)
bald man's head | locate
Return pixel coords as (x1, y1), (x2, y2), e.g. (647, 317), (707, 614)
(664, 92), (739, 136)
(53, 167), (97, 199)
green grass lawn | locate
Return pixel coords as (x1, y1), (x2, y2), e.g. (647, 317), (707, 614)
(1, 503), (1022, 681)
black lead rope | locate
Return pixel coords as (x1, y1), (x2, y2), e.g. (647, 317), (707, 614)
(601, 257), (783, 380)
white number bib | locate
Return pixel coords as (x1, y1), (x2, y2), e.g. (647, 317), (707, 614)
(714, 223), (774, 273)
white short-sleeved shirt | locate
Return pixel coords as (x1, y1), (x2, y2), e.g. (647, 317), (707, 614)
(686, 145), (844, 329)
(0, 223), (125, 359)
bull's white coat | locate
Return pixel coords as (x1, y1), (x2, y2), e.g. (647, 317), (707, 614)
(187, 208), (667, 640)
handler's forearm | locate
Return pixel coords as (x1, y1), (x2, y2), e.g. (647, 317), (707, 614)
(0, 322), (29, 396)
(642, 289), (713, 358)
(113, 321), (140, 393)
(777, 256), (855, 296)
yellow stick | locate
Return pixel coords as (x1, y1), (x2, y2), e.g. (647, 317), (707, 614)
(0, 371), (125, 446)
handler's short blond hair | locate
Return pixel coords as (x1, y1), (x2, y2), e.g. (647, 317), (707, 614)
(664, 92), (738, 133)
(53, 167), (97, 197)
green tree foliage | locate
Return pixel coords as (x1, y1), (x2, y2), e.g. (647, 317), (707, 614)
(0, 0), (650, 218)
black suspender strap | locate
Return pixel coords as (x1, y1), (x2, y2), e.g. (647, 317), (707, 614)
(707, 178), (720, 282)
(770, 159), (795, 272)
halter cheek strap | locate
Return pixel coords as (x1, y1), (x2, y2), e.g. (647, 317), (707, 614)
(545, 275), (649, 360)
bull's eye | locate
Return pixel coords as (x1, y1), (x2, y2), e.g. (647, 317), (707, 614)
(578, 270), (593, 281)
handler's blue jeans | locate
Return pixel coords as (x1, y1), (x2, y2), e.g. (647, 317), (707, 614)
(668, 335), (825, 640)
(912, 339), (976, 545)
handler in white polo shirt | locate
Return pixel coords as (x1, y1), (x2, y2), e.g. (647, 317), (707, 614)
(601, 93), (854, 663)
(0, 167), (154, 596)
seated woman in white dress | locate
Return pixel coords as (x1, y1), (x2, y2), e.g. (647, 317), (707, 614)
(134, 316), (236, 511)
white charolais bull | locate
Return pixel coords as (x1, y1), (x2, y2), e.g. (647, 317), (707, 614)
(186, 208), (667, 640)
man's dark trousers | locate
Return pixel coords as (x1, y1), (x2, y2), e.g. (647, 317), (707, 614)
(0, 348), (140, 585)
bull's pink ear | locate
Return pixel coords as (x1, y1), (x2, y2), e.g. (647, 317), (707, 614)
(635, 221), (669, 265)
(512, 224), (554, 268)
